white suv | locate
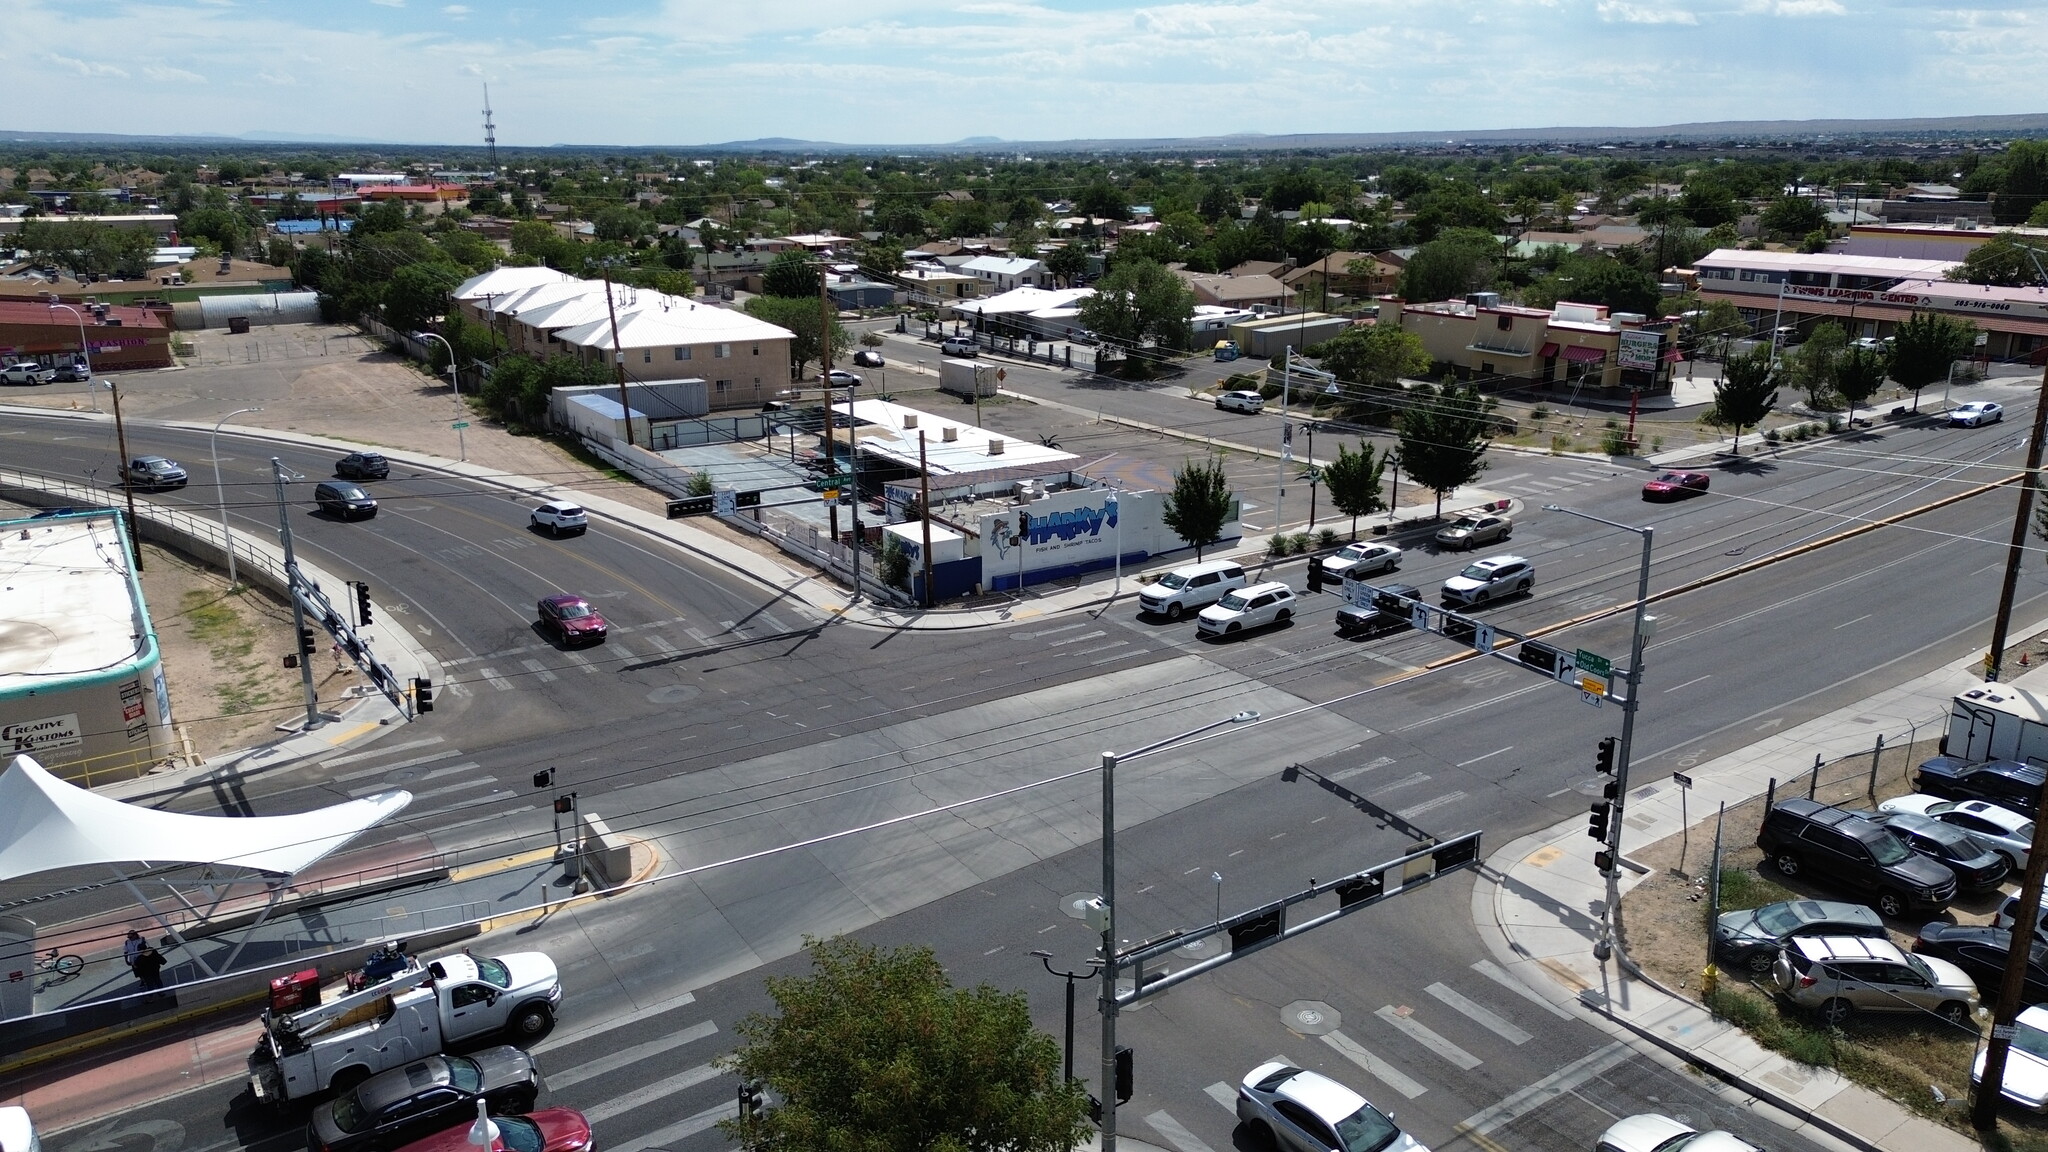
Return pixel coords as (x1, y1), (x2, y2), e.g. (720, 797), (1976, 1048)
(1197, 581), (1296, 638)
(1138, 560), (1246, 620)
(941, 337), (977, 356)
(1440, 555), (1533, 606)
(530, 500), (589, 536)
(1215, 390), (1265, 413)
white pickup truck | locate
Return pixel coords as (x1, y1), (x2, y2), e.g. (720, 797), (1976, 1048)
(247, 949), (560, 1107)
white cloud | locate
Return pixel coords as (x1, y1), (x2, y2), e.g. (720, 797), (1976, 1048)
(143, 65), (208, 83)
(1744, 0), (1846, 14)
(1597, 1), (1699, 23)
(368, 0), (405, 7)
(47, 53), (130, 78)
(443, 4), (470, 14)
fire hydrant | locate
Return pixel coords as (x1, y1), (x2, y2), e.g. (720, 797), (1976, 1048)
(1701, 963), (1721, 997)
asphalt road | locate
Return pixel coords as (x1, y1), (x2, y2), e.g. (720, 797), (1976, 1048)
(12, 373), (2045, 1152)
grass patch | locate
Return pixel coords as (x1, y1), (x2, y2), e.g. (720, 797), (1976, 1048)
(1716, 865), (1794, 914)
(550, 433), (635, 485)
(179, 588), (278, 717)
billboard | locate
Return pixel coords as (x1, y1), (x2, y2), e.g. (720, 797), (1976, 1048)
(1618, 329), (1662, 372)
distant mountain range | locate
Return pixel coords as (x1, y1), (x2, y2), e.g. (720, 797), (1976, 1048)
(2, 112), (2045, 153)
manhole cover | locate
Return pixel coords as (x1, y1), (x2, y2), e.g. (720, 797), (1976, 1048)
(1061, 892), (1103, 920)
(1177, 937), (1223, 960)
(1571, 775), (1612, 796)
(646, 685), (702, 705)
(1282, 1000), (1340, 1035)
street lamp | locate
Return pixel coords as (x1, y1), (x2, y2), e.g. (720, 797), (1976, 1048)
(211, 407), (262, 588)
(1543, 503), (1656, 964)
(47, 301), (96, 412)
(412, 330), (459, 401)
(1098, 709), (1263, 1152)
(1273, 354), (1338, 534)
(1029, 950), (1101, 1085)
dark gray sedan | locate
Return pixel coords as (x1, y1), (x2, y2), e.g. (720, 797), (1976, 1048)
(1713, 898), (1886, 974)
(307, 1047), (541, 1152)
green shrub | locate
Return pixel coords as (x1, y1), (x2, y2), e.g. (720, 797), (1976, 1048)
(685, 470), (714, 497)
(1318, 528), (1340, 547)
(1601, 425), (1634, 455)
(1530, 404), (1551, 422)
(1267, 535), (1291, 557)
(1549, 433), (1569, 455)
(1763, 427), (1781, 443)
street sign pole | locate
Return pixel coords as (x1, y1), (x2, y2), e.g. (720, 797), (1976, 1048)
(452, 420), (469, 463)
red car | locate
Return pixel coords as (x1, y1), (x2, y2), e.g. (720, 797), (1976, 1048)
(389, 1108), (590, 1152)
(538, 594), (608, 646)
(1641, 471), (1710, 501)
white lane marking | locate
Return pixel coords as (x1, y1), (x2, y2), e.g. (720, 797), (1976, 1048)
(1395, 791), (1467, 820)
(1331, 756), (1394, 782)
(520, 657), (558, 683)
(1663, 674), (1712, 694)
(413, 776), (498, 801)
(332, 749), (462, 784)
(582, 1062), (722, 1124)
(1204, 1082), (1237, 1112)
(325, 737), (445, 768)
(427, 804), (535, 834)
(346, 761), (480, 796)
(1374, 1005), (1480, 1069)
(446, 680), (474, 699)
(532, 992), (695, 1055)
(1455, 1041), (1631, 1138)
(1834, 614), (1873, 629)
(1489, 472), (1532, 485)
(1470, 960), (1574, 1019)
(1320, 1030), (1426, 1099)
(1146, 1111), (1216, 1152)
(1049, 630), (1108, 648)
(608, 1101), (736, 1152)
(562, 651), (597, 674)
(547, 1020), (719, 1090)
(760, 612), (790, 633)
(477, 667), (514, 692)
(608, 642), (636, 660)
(1426, 982), (1533, 1045)
(1456, 746), (1512, 768)
(1373, 771), (1431, 793)
(643, 633), (678, 654)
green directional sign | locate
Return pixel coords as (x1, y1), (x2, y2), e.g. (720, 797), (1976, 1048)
(451, 421), (471, 429)
(1574, 649), (1612, 678)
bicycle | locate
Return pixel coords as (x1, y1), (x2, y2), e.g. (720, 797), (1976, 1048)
(37, 948), (83, 982)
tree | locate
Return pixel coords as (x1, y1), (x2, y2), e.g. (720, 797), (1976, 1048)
(718, 937), (1087, 1152)
(1311, 324), (1430, 406)
(1162, 455), (1235, 560)
(1076, 181), (1127, 221)
(1322, 442), (1387, 538)
(1044, 243), (1087, 287)
(763, 249), (819, 299)
(1785, 321), (1847, 409)
(1397, 229), (1499, 304)
(1075, 257), (1196, 367)
(1697, 298), (1746, 360)
(1889, 311), (1978, 409)
(1397, 382), (1496, 518)
(744, 293), (846, 380)
(1831, 344), (1888, 424)
(1710, 345), (1777, 454)
(1947, 231), (2048, 287)
(384, 262), (465, 333)
(1998, 139), (2048, 225)
(1760, 196), (1828, 241)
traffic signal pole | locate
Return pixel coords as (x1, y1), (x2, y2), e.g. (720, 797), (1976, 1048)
(272, 457), (322, 731)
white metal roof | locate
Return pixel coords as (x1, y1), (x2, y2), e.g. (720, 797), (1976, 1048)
(961, 256), (1045, 276)
(0, 754), (412, 882)
(452, 266), (577, 303)
(1693, 247), (1959, 279)
(553, 299), (794, 351)
(835, 399), (1077, 477)
(0, 514), (149, 684)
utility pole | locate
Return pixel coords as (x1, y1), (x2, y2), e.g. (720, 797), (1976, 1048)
(918, 430), (935, 609)
(847, 379), (863, 602)
(273, 457), (322, 731)
(1983, 362), (2048, 684)
(108, 381), (143, 568)
(601, 269), (633, 447)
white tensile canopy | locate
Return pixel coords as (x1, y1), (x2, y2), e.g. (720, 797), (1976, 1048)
(0, 753), (411, 882)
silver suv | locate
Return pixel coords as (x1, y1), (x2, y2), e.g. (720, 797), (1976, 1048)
(1771, 935), (1980, 1027)
(1439, 555), (1533, 607)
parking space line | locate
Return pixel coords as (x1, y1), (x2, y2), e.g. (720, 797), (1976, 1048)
(1145, 1110), (1216, 1152)
(1319, 1030), (1427, 1099)
(1374, 1006), (1480, 1069)
(1455, 1042), (1630, 1138)
(1470, 960), (1574, 1019)
(1426, 982), (1532, 1044)
(548, 1020), (719, 1090)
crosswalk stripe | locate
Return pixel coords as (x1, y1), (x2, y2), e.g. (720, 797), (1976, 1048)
(608, 1101), (735, 1152)
(1470, 959), (1574, 1019)
(547, 1020), (719, 1090)
(685, 626), (709, 644)
(1456, 1041), (1631, 1138)
(643, 634), (677, 654)
(1426, 982), (1532, 1044)
(562, 651), (598, 674)
(427, 804), (535, 834)
(1395, 791), (1467, 820)
(1374, 1005), (1480, 1069)
(325, 737), (445, 769)
(1203, 1082), (1236, 1112)
(347, 762), (480, 796)
(1145, 1110), (1216, 1152)
(1319, 1030), (1426, 1099)
(581, 1062), (722, 1124)
(1331, 756), (1394, 782)
(532, 992), (695, 1055)
(477, 667), (514, 692)
(520, 658), (558, 683)
(413, 775), (498, 801)
(446, 681), (474, 698)
(608, 642), (636, 660)
(333, 749), (462, 784)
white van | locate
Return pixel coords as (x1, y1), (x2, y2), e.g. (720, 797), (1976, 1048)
(0, 1107), (40, 1152)
(1138, 560), (1247, 620)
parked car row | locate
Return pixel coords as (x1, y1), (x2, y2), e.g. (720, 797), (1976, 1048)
(307, 1045), (590, 1152)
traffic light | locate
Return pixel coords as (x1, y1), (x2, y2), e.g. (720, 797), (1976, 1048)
(1114, 1046), (1133, 1105)
(1306, 559), (1324, 593)
(737, 1080), (765, 1121)
(1588, 800), (1612, 842)
(298, 626), (317, 656)
(354, 581), (373, 626)
(1594, 850), (1615, 875)
(1595, 736), (1617, 776)
(553, 793), (576, 815)
(412, 677), (434, 713)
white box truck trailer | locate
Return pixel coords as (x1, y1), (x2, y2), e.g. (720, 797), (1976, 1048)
(1947, 684), (2048, 765)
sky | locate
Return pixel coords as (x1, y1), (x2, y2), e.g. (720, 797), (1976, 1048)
(11, 0), (2048, 147)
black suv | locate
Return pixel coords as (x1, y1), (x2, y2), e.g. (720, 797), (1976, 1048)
(1335, 582), (1421, 638)
(335, 451), (391, 480)
(1755, 798), (1957, 918)
(1913, 755), (2045, 810)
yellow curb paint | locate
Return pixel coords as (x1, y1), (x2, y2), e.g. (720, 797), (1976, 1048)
(321, 721), (380, 746)
(0, 989), (266, 1077)
(446, 846), (559, 884)
(1538, 957), (1590, 992)
(1525, 846), (1563, 868)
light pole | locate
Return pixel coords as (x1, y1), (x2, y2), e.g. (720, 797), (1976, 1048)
(1029, 950), (1101, 1086)
(273, 457), (322, 732)
(413, 331), (460, 402)
(47, 302), (96, 412)
(1106, 490), (1121, 597)
(211, 407), (262, 588)
(1544, 503), (1655, 964)
(1098, 709), (1263, 1152)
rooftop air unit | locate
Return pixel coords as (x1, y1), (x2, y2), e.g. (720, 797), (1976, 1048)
(942, 427), (959, 442)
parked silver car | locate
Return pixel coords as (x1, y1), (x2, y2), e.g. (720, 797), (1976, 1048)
(1433, 513), (1511, 550)
(1770, 934), (1980, 1027)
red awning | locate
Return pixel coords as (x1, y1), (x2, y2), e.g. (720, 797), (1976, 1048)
(1562, 345), (1607, 363)
(1538, 342), (1559, 358)
(1662, 349), (1682, 362)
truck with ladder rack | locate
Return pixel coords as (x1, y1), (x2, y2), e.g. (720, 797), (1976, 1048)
(247, 948), (560, 1107)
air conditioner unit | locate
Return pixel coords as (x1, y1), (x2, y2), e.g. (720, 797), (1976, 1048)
(942, 427), (959, 442)
(1012, 480), (1039, 502)
(988, 438), (1006, 456)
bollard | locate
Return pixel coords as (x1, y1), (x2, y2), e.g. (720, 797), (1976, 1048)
(1807, 752), (1821, 799)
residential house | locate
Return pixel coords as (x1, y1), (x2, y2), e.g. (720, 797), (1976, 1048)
(960, 255), (1050, 293)
(1176, 271), (1290, 312)
(1280, 252), (1398, 302)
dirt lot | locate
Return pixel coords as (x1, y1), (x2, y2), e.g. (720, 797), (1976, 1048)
(1618, 727), (2048, 1145)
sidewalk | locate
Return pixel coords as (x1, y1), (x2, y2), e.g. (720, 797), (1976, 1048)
(1470, 617), (2048, 1151)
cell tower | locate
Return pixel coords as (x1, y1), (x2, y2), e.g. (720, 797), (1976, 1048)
(482, 83), (498, 170)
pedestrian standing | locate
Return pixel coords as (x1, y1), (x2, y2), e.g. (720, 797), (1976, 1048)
(123, 930), (143, 969)
(133, 946), (166, 992)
